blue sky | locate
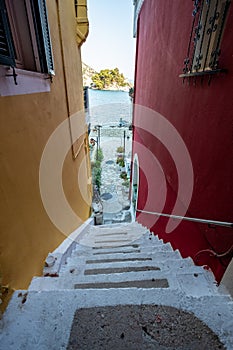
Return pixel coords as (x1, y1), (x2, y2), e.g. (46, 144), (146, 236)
(82, 0), (136, 80)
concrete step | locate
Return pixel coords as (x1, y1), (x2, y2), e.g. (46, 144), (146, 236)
(59, 255), (195, 277)
(60, 246), (183, 272)
(89, 241), (173, 253)
(30, 264), (218, 298)
(1, 289), (233, 350)
(84, 238), (165, 249)
(29, 268), (222, 295)
(77, 222), (153, 248)
(70, 241), (171, 259)
(94, 221), (146, 231)
(64, 250), (182, 265)
(79, 234), (146, 247)
(77, 259), (201, 273)
(84, 256), (194, 268)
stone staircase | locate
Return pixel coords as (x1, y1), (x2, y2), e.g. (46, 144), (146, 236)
(0, 221), (233, 349)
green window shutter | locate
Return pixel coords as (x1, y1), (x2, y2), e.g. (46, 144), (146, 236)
(31, 0), (54, 75)
(0, 0), (15, 66)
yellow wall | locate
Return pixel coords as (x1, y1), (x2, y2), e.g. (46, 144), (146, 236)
(0, 0), (91, 306)
(76, 0), (89, 46)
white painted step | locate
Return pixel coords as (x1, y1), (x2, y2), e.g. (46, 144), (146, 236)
(30, 263), (218, 297)
(64, 250), (182, 265)
(78, 222), (154, 248)
(1, 289), (233, 350)
(59, 255), (195, 278)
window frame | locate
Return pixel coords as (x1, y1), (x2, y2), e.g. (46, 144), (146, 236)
(180, 0), (231, 79)
(0, 0), (54, 76)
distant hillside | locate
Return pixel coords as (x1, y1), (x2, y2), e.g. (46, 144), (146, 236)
(82, 62), (133, 91)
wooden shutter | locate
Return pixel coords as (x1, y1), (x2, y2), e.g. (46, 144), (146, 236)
(0, 0), (15, 66)
(31, 0), (54, 75)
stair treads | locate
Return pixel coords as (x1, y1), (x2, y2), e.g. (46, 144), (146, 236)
(95, 232), (128, 236)
(86, 257), (153, 264)
(93, 249), (141, 255)
(84, 266), (160, 275)
(74, 279), (169, 289)
(92, 244), (139, 250)
(94, 239), (132, 244)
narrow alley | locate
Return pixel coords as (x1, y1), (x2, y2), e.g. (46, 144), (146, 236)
(0, 1), (233, 349)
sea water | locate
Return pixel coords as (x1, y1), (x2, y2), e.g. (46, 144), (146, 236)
(88, 89), (132, 126)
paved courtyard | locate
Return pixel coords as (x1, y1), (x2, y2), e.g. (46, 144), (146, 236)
(90, 128), (132, 223)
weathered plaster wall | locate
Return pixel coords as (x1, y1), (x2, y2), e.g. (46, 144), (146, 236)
(0, 0), (91, 302)
(133, 0), (233, 282)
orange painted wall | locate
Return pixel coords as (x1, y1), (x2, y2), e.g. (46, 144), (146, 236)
(0, 0), (91, 306)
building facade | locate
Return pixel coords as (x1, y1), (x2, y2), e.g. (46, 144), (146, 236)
(0, 0), (91, 307)
(132, 0), (233, 286)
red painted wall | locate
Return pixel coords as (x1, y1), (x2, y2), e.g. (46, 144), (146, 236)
(133, 0), (233, 282)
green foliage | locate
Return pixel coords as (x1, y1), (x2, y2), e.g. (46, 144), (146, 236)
(92, 163), (101, 190)
(93, 167), (102, 190)
(92, 148), (104, 190)
(116, 157), (125, 167)
(122, 179), (130, 187)
(116, 146), (124, 153)
(129, 87), (134, 98)
(92, 68), (128, 90)
(95, 148), (104, 162)
(120, 171), (127, 180)
(94, 160), (101, 168)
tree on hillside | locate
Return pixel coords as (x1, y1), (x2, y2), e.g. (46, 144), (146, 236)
(91, 68), (128, 89)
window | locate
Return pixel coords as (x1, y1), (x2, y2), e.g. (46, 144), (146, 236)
(0, 0), (54, 75)
(181, 0), (231, 77)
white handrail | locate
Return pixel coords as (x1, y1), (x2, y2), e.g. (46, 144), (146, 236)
(136, 209), (233, 229)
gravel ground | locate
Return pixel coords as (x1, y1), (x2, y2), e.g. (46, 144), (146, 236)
(67, 304), (225, 350)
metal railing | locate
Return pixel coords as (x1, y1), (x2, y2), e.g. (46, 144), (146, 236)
(136, 209), (233, 229)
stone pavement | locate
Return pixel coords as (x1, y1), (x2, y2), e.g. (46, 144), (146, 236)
(1, 221), (233, 349)
(90, 128), (132, 223)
